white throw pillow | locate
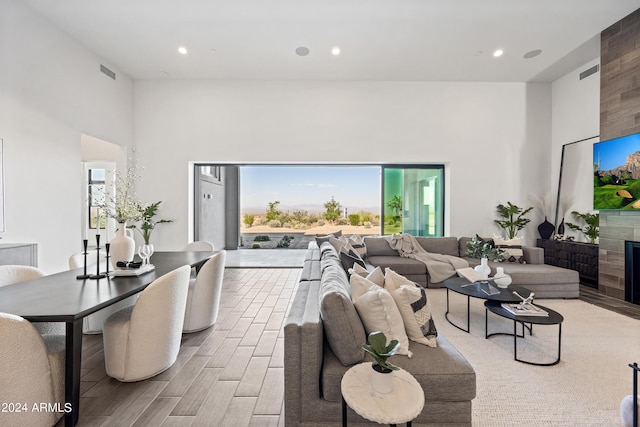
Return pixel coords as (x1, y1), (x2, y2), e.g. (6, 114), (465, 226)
(348, 235), (367, 258)
(384, 268), (438, 347)
(352, 284), (412, 357)
(350, 263), (369, 277)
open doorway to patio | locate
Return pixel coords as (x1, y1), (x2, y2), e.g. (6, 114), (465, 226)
(193, 164), (445, 250)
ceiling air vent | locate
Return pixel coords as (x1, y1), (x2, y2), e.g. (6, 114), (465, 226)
(100, 64), (116, 80)
(579, 64), (599, 80)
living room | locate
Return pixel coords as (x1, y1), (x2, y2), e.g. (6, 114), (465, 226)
(3, 1), (640, 426)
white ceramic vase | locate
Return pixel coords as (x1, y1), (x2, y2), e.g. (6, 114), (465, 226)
(493, 267), (512, 288)
(474, 257), (491, 279)
(371, 365), (394, 394)
(110, 222), (135, 269)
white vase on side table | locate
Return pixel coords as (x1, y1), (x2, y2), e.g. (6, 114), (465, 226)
(474, 257), (491, 279)
(110, 222), (135, 269)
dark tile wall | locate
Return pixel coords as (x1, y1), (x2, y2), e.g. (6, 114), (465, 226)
(599, 8), (640, 300)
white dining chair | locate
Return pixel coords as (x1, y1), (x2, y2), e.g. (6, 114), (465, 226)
(0, 312), (65, 427)
(183, 250), (226, 333)
(0, 265), (65, 335)
(68, 251), (138, 334)
(102, 265), (191, 382)
(182, 241), (214, 251)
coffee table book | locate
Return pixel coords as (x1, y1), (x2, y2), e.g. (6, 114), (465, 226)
(501, 302), (549, 317)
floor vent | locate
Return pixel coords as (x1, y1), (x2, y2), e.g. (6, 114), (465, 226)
(100, 64), (116, 80)
(579, 64), (599, 80)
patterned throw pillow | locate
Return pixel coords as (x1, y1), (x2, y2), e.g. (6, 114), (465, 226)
(384, 268), (438, 347)
(493, 236), (525, 263)
(339, 247), (367, 272)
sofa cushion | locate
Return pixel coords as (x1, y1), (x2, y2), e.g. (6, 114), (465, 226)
(319, 251), (366, 366)
(415, 237), (460, 257)
(339, 247), (366, 272)
(315, 230), (343, 246)
(366, 255), (427, 276)
(348, 235), (367, 258)
(321, 334), (476, 403)
(363, 236), (397, 256)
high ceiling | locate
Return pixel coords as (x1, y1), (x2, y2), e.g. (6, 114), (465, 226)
(20, 0), (640, 82)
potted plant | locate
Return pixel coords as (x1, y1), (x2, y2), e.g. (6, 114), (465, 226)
(130, 201), (173, 245)
(566, 211), (599, 244)
(465, 236), (506, 262)
(362, 331), (400, 393)
(495, 202), (533, 239)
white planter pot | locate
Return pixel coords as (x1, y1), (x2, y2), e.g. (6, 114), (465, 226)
(493, 267), (512, 288)
(371, 365), (394, 394)
(474, 257), (491, 279)
(110, 222), (135, 269)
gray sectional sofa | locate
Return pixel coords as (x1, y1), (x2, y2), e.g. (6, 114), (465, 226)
(284, 241), (476, 426)
(364, 236), (580, 299)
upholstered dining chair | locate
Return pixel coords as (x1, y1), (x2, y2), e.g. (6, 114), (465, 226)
(0, 312), (65, 427)
(182, 241), (214, 251)
(68, 251), (138, 334)
(183, 250), (226, 333)
(102, 265), (191, 382)
(0, 265), (64, 335)
(182, 241), (215, 277)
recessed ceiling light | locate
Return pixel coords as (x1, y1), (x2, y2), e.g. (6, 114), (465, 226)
(331, 46), (341, 56)
(523, 49), (542, 59)
(178, 46), (188, 55)
(160, 71), (169, 77)
(295, 46), (310, 56)
(493, 49), (504, 58)
(210, 48), (217, 54)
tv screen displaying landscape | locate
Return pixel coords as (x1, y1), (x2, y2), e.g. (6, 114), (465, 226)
(593, 132), (640, 210)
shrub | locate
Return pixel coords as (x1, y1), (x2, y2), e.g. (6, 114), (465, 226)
(317, 219), (326, 226)
(282, 222), (291, 229)
(252, 243), (261, 249)
(364, 221), (372, 228)
(254, 235), (271, 242)
(348, 214), (360, 226)
(243, 213), (255, 228)
(277, 235), (294, 248)
(337, 217), (349, 226)
(371, 217), (380, 226)
(268, 220), (282, 228)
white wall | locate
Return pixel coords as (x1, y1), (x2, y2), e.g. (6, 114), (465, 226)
(133, 80), (552, 249)
(0, 0), (133, 272)
(551, 58), (600, 235)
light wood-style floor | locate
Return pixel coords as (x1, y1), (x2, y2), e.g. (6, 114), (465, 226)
(72, 268), (299, 427)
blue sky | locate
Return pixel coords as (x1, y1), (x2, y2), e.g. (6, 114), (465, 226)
(594, 133), (640, 170)
(240, 166), (380, 213)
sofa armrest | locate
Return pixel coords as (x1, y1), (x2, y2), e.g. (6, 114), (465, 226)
(284, 281), (325, 426)
(523, 246), (543, 264)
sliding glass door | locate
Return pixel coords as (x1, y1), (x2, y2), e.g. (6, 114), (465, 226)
(382, 166), (444, 236)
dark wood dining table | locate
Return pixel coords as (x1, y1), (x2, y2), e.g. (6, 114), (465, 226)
(0, 250), (215, 427)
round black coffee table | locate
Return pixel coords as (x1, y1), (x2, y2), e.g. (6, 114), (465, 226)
(484, 299), (563, 366)
(443, 276), (532, 333)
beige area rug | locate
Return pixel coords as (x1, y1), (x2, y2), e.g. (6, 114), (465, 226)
(426, 288), (640, 427)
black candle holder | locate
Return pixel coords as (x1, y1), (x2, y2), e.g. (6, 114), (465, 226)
(90, 234), (106, 280)
(76, 239), (91, 280)
(105, 243), (111, 275)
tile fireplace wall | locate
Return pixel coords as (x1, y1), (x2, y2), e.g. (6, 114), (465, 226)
(599, 8), (640, 300)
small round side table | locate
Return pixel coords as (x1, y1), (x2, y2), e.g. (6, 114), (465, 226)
(341, 362), (425, 426)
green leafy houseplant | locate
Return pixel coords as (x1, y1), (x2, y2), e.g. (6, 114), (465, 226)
(465, 236), (506, 262)
(130, 201), (173, 244)
(495, 202), (533, 239)
(566, 211), (599, 244)
(362, 331), (400, 373)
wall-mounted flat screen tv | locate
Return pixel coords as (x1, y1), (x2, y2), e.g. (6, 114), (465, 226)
(594, 132), (640, 210)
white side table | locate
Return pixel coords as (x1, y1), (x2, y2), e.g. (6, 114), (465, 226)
(341, 362), (425, 426)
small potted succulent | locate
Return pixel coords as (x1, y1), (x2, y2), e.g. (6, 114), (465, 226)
(362, 331), (400, 393)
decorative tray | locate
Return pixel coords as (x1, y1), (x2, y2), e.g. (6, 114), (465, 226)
(109, 264), (155, 277)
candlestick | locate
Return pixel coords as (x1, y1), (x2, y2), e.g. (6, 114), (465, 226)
(90, 234), (106, 280)
(76, 239), (90, 280)
(105, 243), (111, 274)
